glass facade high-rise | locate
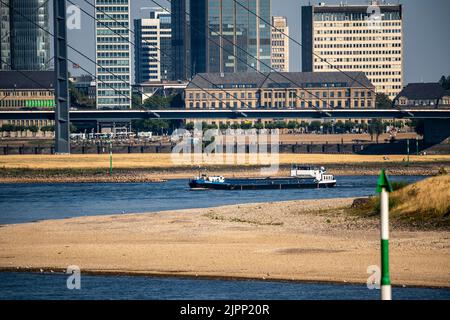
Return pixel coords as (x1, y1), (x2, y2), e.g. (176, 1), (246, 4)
(135, 9), (173, 84)
(0, 0), (50, 71)
(172, 0), (272, 79)
(95, 0), (132, 109)
(171, 0), (191, 81)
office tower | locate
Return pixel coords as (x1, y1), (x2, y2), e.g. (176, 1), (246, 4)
(172, 0), (272, 79)
(0, 0), (50, 71)
(302, 2), (403, 99)
(95, 0), (132, 109)
(271, 16), (289, 72)
(0, 1), (10, 70)
(171, 0), (191, 81)
(135, 8), (173, 84)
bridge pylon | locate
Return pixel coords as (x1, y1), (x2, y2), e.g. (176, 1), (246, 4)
(53, 0), (70, 154)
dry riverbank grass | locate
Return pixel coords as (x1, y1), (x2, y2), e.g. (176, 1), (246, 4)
(0, 197), (449, 287)
(352, 175), (450, 228)
(391, 175), (450, 223)
(1, 153), (449, 170)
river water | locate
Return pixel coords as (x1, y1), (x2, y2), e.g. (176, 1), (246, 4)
(2, 175), (448, 300)
(0, 176), (425, 224)
(0, 272), (449, 300)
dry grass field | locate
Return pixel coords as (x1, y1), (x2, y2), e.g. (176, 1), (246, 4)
(0, 153), (450, 170)
(391, 175), (450, 221)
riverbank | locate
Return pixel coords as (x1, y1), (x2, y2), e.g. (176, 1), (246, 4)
(1, 197), (449, 287)
(0, 154), (449, 183)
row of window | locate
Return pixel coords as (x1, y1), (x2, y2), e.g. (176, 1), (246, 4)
(188, 90), (372, 101)
(5, 120), (54, 127)
(1, 91), (53, 97)
(315, 29), (401, 35)
(314, 42), (401, 48)
(316, 50), (401, 55)
(316, 22), (401, 27)
(0, 99), (54, 108)
(187, 99), (373, 109)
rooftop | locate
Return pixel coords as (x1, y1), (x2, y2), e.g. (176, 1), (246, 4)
(310, 4), (402, 14)
(187, 72), (374, 90)
(0, 71), (54, 90)
(396, 83), (446, 100)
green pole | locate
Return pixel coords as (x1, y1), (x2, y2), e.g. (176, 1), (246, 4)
(416, 137), (419, 156)
(377, 170), (393, 300)
(407, 139), (410, 163)
(109, 142), (113, 176)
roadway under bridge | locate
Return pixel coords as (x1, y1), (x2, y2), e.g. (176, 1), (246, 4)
(1, 109), (449, 144)
(0, 109), (450, 121)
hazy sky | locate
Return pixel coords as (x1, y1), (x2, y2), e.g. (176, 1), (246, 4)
(67, 0), (450, 84)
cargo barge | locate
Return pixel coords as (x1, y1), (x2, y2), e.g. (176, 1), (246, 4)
(188, 165), (337, 190)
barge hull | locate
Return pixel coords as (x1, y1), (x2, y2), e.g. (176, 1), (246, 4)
(189, 180), (336, 190)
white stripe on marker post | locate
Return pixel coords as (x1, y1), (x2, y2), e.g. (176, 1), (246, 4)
(377, 169), (393, 301)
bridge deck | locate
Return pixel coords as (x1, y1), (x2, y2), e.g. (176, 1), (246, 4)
(0, 109), (449, 121)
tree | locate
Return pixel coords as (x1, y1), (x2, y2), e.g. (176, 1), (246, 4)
(274, 121), (287, 129)
(264, 122), (275, 130)
(70, 123), (78, 133)
(308, 121), (322, 133)
(185, 122), (195, 131)
(170, 93), (184, 109)
(219, 123), (230, 130)
(29, 125), (39, 137)
(368, 119), (384, 143)
(132, 93), (142, 109)
(253, 122), (264, 130)
(1, 124), (15, 137)
(143, 95), (170, 109)
(344, 121), (354, 133)
(132, 119), (170, 135)
(376, 93), (392, 109)
(287, 121), (298, 130)
(16, 125), (26, 137)
(409, 119), (425, 136)
(439, 75), (450, 90)
(69, 80), (96, 109)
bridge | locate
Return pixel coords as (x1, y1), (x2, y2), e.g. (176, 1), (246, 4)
(2, 109), (449, 145)
(1, 108), (450, 121)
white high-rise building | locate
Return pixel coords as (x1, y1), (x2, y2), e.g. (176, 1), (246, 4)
(95, 0), (132, 109)
(134, 8), (172, 84)
(271, 16), (289, 72)
(302, 2), (403, 99)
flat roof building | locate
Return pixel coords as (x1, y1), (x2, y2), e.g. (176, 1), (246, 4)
(171, 0), (272, 79)
(271, 16), (290, 72)
(95, 0), (132, 109)
(301, 2), (403, 99)
(185, 71), (375, 110)
(0, 70), (55, 128)
(135, 8), (173, 84)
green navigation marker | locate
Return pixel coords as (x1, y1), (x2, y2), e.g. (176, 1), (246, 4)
(377, 169), (392, 300)
(376, 169), (393, 193)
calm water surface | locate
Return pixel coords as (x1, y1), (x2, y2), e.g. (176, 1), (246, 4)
(2, 175), (445, 300)
(1, 272), (449, 300)
(0, 176), (425, 224)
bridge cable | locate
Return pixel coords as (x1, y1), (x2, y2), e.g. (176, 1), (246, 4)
(151, 0), (335, 114)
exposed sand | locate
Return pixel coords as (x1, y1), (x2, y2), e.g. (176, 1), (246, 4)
(1, 153), (449, 170)
(0, 153), (449, 183)
(0, 198), (449, 287)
